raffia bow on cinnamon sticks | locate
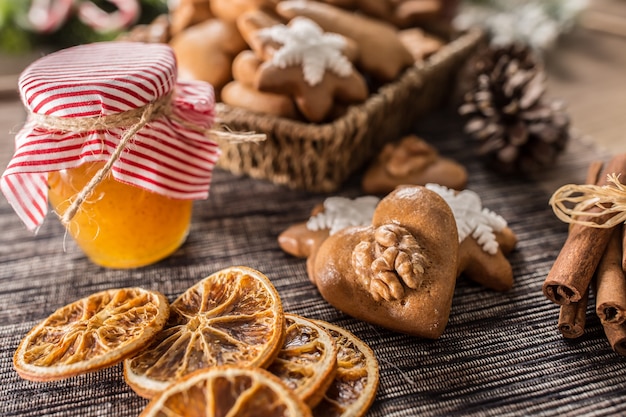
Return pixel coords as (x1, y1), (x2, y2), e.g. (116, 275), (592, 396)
(546, 153), (626, 355)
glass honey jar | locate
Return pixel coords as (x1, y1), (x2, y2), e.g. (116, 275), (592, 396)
(1, 41), (221, 268)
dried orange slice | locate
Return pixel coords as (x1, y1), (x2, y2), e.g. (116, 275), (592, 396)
(124, 266), (286, 398)
(267, 313), (338, 407)
(312, 321), (379, 417)
(139, 365), (312, 417)
(13, 288), (169, 382)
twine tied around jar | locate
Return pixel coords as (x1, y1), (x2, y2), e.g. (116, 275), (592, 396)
(31, 91), (266, 225)
(549, 174), (626, 228)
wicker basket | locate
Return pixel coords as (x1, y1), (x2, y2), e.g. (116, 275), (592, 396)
(214, 28), (484, 193)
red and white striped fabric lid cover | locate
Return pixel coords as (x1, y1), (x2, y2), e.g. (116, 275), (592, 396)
(1, 41), (220, 231)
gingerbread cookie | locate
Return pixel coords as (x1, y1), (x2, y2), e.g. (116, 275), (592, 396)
(221, 81), (299, 119)
(236, 10), (286, 61)
(169, 0), (213, 36)
(317, 0), (441, 28)
(310, 187), (459, 338)
(398, 28), (445, 62)
(226, 50), (300, 118)
(318, 0), (360, 8)
(256, 63), (367, 122)
(279, 184), (517, 337)
(361, 135), (467, 194)
(170, 19), (247, 95)
(279, 197), (379, 283)
(232, 50), (264, 86)
(253, 17), (368, 122)
(424, 183), (517, 291)
(210, 0), (280, 24)
(276, 0), (414, 81)
(319, 0), (391, 21)
(389, 0), (443, 28)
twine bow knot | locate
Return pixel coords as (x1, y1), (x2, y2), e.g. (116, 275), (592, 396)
(549, 174), (626, 228)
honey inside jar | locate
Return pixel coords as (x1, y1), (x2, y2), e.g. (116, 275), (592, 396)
(47, 162), (193, 269)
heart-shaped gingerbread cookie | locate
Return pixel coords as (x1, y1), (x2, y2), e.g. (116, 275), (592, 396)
(279, 184), (517, 339)
(310, 186), (459, 338)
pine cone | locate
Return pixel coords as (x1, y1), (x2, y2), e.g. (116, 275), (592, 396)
(458, 43), (571, 173)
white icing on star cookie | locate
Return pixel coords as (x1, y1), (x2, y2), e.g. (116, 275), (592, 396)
(257, 17), (353, 86)
(426, 183), (507, 255)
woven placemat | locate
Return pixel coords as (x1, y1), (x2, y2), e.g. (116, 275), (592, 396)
(1, 110), (624, 417)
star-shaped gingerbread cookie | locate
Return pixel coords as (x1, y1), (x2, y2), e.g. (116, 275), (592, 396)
(251, 16), (368, 122)
(256, 62), (367, 122)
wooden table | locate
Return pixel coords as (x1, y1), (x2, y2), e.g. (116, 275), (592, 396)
(1, 90), (625, 416)
(1, 7), (626, 414)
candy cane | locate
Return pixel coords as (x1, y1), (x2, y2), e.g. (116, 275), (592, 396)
(26, 0), (74, 33)
(77, 0), (140, 32)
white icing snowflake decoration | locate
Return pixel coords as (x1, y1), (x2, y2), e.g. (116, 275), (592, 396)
(257, 17), (353, 86)
(426, 183), (507, 255)
(307, 196), (380, 235)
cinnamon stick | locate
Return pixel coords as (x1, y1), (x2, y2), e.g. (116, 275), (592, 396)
(622, 225), (626, 272)
(555, 162), (603, 337)
(543, 154), (626, 305)
(596, 225), (626, 325)
(602, 322), (626, 356)
(557, 288), (589, 338)
(584, 160), (605, 188)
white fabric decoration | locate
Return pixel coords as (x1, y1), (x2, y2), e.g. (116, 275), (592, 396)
(426, 184), (507, 255)
(307, 196), (380, 235)
(454, 0), (588, 52)
(257, 17), (353, 86)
